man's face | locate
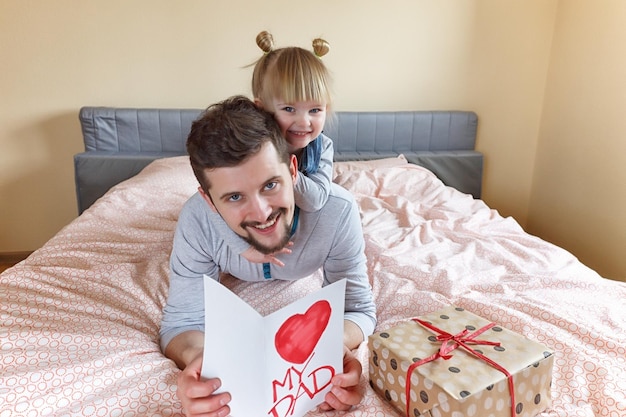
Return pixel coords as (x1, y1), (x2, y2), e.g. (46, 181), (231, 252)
(203, 141), (298, 255)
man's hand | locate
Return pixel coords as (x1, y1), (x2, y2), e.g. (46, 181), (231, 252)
(241, 242), (293, 267)
(176, 355), (232, 417)
(317, 347), (364, 411)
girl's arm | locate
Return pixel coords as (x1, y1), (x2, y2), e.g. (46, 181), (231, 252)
(294, 135), (334, 211)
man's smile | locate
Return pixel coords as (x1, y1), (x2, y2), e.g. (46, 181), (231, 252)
(242, 210), (282, 233)
(254, 216), (277, 230)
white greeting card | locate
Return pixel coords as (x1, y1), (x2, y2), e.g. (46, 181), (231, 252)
(201, 276), (346, 417)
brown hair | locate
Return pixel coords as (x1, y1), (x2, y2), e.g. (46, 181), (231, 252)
(186, 95), (289, 192)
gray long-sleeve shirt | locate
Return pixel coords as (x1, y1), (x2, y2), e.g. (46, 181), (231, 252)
(159, 182), (376, 351)
(294, 133), (334, 212)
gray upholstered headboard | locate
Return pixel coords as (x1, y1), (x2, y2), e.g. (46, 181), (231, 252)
(74, 107), (482, 214)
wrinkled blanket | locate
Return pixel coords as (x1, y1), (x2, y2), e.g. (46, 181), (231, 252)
(1, 156), (624, 417)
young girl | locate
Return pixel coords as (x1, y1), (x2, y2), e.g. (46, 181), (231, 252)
(240, 31), (336, 266)
(252, 30), (334, 213)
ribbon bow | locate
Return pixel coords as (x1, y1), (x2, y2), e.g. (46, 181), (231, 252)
(404, 318), (515, 417)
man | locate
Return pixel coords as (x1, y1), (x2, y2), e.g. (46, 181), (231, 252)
(160, 95), (376, 416)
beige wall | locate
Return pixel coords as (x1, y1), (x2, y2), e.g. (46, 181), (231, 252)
(1, 1), (623, 280)
(527, 1), (626, 281)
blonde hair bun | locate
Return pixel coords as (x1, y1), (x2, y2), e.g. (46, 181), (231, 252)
(256, 31), (329, 57)
(256, 31), (274, 53)
(312, 38), (330, 57)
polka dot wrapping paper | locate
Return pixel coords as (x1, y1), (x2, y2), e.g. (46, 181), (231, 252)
(368, 306), (554, 417)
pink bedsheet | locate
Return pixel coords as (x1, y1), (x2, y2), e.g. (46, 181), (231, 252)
(1, 156), (624, 416)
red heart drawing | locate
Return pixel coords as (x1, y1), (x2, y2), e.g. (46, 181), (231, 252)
(274, 300), (332, 364)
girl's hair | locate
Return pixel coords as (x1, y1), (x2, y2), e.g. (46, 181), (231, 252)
(186, 95), (289, 192)
(251, 31), (333, 111)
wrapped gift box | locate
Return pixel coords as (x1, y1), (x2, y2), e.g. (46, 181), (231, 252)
(368, 306), (553, 417)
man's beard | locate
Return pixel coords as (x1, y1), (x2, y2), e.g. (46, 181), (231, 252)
(241, 208), (291, 255)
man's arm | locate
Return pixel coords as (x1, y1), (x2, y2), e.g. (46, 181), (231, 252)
(164, 330), (205, 370)
(160, 195), (221, 352)
(318, 345), (365, 412)
(323, 186), (377, 340)
(165, 331), (232, 417)
(344, 319), (365, 350)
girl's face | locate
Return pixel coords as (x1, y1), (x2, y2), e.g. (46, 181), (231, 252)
(266, 99), (327, 154)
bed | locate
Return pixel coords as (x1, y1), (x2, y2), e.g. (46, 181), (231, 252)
(1, 107), (624, 417)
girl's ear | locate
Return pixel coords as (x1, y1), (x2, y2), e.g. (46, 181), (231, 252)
(198, 186), (218, 212)
(253, 98), (264, 108)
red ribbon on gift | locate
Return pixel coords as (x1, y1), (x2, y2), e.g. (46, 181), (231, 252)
(404, 318), (515, 417)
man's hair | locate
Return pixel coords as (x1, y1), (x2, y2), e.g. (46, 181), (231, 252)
(186, 95), (290, 192)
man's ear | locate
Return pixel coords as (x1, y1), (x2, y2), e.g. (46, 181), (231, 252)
(289, 154), (298, 185)
(198, 186), (218, 212)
